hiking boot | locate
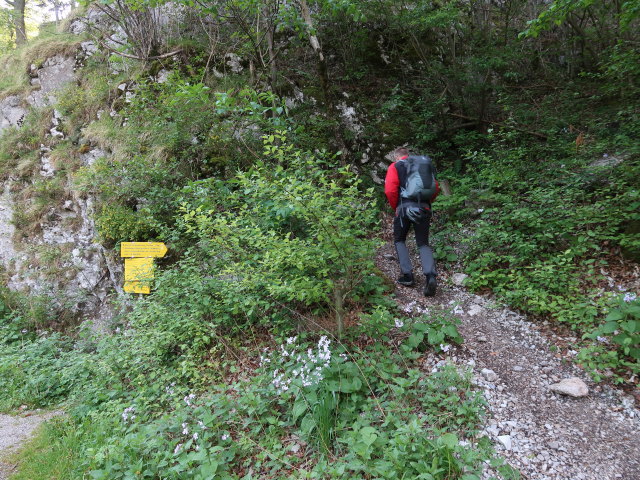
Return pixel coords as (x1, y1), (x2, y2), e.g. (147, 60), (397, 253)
(397, 273), (415, 286)
(424, 274), (437, 297)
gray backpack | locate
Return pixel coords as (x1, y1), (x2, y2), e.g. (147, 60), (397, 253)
(400, 155), (437, 202)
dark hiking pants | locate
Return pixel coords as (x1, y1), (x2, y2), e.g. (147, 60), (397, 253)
(393, 207), (436, 277)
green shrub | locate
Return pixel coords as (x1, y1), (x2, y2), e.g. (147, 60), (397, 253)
(578, 293), (640, 382)
(179, 132), (385, 334)
(95, 204), (160, 246)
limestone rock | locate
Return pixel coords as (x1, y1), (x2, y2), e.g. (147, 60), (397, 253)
(452, 273), (468, 286)
(0, 186), (16, 270)
(225, 53), (243, 73)
(156, 69), (171, 83)
(81, 148), (107, 166)
(590, 154), (624, 168)
(468, 304), (483, 316)
(497, 435), (512, 450)
(0, 95), (27, 136)
(549, 377), (589, 398)
(481, 368), (498, 382)
(80, 41), (98, 57)
(27, 55), (76, 108)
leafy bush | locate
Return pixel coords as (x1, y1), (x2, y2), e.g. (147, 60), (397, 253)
(80, 318), (502, 480)
(441, 141), (639, 331)
(578, 293), (640, 382)
(179, 132), (384, 334)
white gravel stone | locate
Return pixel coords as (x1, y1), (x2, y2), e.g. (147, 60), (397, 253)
(452, 273), (469, 286)
(549, 377), (589, 398)
(481, 368), (499, 382)
(497, 435), (512, 450)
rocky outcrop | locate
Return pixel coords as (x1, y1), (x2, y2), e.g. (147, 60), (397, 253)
(1, 36), (119, 323)
(3, 192), (119, 318)
(0, 186), (17, 268)
(0, 96), (26, 136)
(26, 55), (77, 108)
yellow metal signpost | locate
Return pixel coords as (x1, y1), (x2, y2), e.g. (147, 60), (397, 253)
(121, 242), (167, 294)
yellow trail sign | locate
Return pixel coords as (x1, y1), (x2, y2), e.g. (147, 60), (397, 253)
(121, 242), (167, 294)
(123, 257), (155, 294)
(121, 242), (168, 258)
(124, 281), (151, 295)
(124, 258), (155, 281)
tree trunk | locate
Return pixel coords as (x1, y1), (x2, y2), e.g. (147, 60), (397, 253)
(297, 0), (332, 110)
(266, 25), (277, 90)
(13, 0), (27, 46)
(333, 281), (344, 338)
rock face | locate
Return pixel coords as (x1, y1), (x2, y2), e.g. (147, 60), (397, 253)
(2, 188), (121, 321)
(0, 187), (17, 265)
(0, 95), (27, 136)
(27, 55), (77, 108)
(549, 377), (589, 398)
(1, 42), (120, 323)
(451, 273), (469, 286)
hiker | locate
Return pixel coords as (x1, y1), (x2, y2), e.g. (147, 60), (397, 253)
(384, 147), (440, 296)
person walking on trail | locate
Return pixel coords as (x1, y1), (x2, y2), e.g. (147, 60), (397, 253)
(384, 147), (440, 297)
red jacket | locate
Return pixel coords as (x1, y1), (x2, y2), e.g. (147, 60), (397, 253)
(384, 156), (440, 210)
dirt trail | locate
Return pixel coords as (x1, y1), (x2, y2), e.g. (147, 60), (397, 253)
(377, 234), (640, 480)
(0, 411), (60, 480)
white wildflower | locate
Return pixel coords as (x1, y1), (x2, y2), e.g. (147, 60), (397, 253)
(269, 335), (333, 393)
(623, 292), (637, 303)
(122, 406), (136, 423)
(403, 301), (416, 313)
(192, 432), (198, 441)
(183, 393), (196, 406)
(394, 318), (404, 328)
(182, 422), (189, 435)
(259, 354), (271, 366)
(221, 433), (230, 441)
(440, 344), (451, 353)
(174, 443), (182, 454)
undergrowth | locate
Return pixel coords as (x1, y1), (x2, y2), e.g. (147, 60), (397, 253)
(1, 2), (638, 477)
(437, 115), (640, 382)
(0, 139), (514, 479)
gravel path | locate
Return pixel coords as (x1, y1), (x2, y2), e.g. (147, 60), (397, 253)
(377, 230), (640, 480)
(0, 411), (61, 480)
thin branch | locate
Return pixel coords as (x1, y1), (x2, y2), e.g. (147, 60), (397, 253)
(97, 39), (182, 61)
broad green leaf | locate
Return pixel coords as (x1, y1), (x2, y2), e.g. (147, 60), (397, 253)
(359, 426), (378, 446)
(439, 432), (458, 448)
